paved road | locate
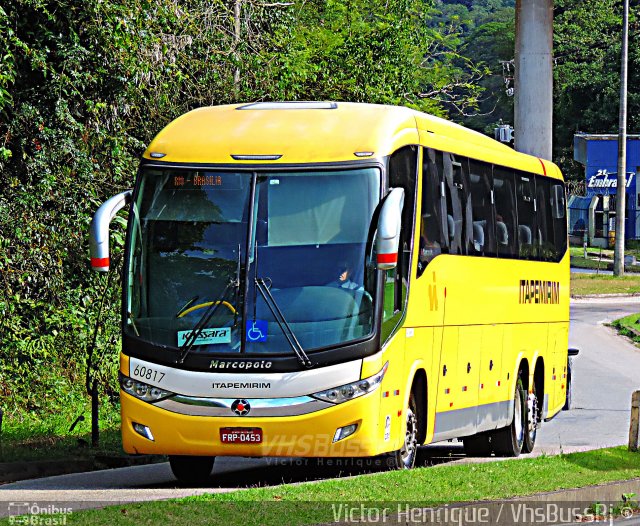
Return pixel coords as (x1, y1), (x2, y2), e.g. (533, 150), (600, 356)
(536, 297), (640, 453)
(2, 298), (640, 512)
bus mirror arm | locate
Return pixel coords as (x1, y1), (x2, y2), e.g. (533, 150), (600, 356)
(375, 187), (404, 270)
(89, 190), (133, 272)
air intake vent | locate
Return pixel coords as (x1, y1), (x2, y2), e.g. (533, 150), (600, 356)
(237, 102), (337, 110)
(231, 154), (283, 161)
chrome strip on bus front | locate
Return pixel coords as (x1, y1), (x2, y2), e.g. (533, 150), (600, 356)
(153, 395), (333, 417)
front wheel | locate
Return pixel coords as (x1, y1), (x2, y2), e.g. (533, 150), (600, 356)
(490, 376), (526, 457)
(387, 394), (419, 469)
(169, 455), (215, 484)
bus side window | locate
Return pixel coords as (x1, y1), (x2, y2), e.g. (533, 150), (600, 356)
(468, 160), (496, 257)
(516, 173), (537, 260)
(551, 182), (568, 259)
(442, 153), (471, 255)
(418, 148), (447, 277)
(383, 146), (418, 329)
(493, 168), (517, 259)
(536, 177), (557, 261)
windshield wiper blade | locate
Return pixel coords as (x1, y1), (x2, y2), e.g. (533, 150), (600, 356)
(177, 278), (237, 364)
(255, 277), (312, 368)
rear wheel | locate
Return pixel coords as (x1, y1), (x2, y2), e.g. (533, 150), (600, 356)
(522, 381), (539, 454)
(490, 376), (526, 457)
(462, 432), (492, 457)
(563, 358), (573, 410)
(169, 455), (215, 484)
(387, 394), (419, 469)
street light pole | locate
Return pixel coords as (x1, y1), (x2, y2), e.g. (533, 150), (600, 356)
(614, 0), (629, 276)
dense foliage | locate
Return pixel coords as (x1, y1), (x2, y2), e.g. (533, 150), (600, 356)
(0, 0), (482, 427)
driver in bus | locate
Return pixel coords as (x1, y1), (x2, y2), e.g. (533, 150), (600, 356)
(327, 263), (364, 292)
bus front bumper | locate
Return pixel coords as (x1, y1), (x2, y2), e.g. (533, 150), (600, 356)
(120, 390), (385, 458)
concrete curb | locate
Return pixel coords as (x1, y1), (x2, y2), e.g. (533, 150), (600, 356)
(571, 293), (640, 300)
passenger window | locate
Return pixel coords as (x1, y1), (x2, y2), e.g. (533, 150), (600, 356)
(468, 160), (496, 257)
(418, 148), (447, 277)
(536, 177), (557, 261)
(493, 168), (517, 258)
(515, 173), (537, 260)
(442, 153), (472, 255)
(551, 182), (568, 259)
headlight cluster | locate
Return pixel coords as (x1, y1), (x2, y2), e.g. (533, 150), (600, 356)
(312, 362), (388, 404)
(119, 373), (173, 402)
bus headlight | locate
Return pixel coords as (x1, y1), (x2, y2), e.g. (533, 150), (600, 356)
(311, 362), (388, 404)
(119, 373), (173, 403)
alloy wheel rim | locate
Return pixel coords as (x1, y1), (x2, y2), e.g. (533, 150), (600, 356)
(514, 389), (524, 445)
(401, 408), (418, 467)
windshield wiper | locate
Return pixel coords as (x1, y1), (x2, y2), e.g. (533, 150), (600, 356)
(255, 277), (312, 368)
(177, 278), (238, 364)
(177, 249), (242, 364)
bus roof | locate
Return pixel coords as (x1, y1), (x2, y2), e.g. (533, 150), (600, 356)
(142, 102), (562, 179)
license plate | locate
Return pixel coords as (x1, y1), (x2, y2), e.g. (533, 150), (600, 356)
(220, 427), (263, 444)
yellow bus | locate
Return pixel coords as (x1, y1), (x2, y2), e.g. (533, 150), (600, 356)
(90, 102), (569, 483)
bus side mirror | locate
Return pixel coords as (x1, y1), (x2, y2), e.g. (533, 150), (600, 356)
(375, 187), (405, 270)
(89, 190), (133, 272)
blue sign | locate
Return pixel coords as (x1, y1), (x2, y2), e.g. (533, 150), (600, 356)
(246, 320), (268, 342)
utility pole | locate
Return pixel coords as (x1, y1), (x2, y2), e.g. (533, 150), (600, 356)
(614, 0), (629, 276)
(514, 0), (554, 160)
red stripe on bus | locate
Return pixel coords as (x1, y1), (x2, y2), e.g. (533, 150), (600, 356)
(91, 257), (110, 267)
(377, 253), (397, 264)
(537, 157), (547, 176)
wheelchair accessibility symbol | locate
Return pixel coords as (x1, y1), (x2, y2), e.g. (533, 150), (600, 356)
(246, 320), (268, 342)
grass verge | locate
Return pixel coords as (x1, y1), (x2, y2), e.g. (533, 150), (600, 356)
(1, 396), (123, 463)
(611, 312), (640, 345)
(19, 447), (640, 526)
(570, 273), (640, 295)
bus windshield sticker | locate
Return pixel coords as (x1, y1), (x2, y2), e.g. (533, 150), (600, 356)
(246, 320), (268, 342)
(177, 328), (231, 346)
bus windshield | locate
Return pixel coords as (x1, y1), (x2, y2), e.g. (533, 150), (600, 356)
(126, 167), (381, 356)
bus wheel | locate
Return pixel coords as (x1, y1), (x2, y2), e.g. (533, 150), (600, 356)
(387, 394), (419, 469)
(490, 376), (526, 457)
(169, 455), (215, 484)
(462, 433), (492, 457)
(522, 383), (539, 454)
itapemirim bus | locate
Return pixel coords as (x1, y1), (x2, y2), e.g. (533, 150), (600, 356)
(90, 102), (569, 483)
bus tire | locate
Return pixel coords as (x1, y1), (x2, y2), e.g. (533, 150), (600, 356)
(522, 381), (539, 454)
(169, 455), (215, 484)
(490, 376), (526, 457)
(563, 357), (573, 411)
(462, 433), (492, 457)
(386, 393), (419, 469)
